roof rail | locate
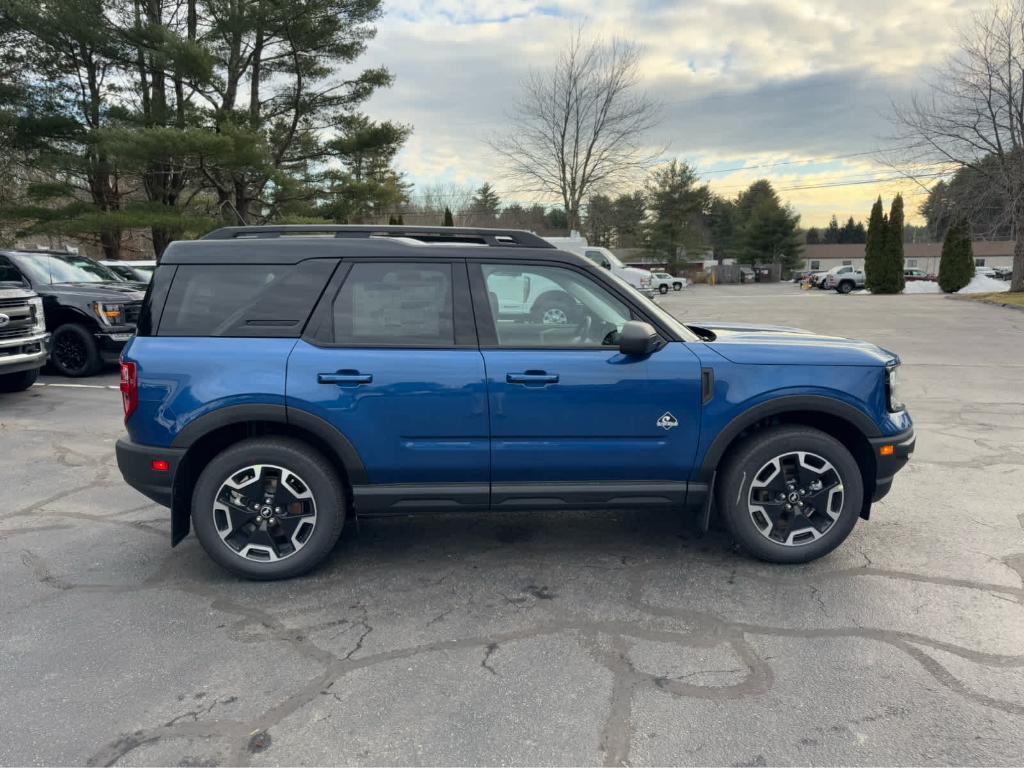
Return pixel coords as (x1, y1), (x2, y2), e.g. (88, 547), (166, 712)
(200, 225), (554, 249)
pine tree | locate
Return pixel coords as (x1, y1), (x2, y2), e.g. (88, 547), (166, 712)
(938, 218), (974, 293)
(864, 197), (887, 293)
(443, 206), (454, 227)
(806, 227), (820, 244)
(877, 194), (906, 294)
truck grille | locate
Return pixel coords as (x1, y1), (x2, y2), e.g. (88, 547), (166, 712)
(0, 299), (36, 341)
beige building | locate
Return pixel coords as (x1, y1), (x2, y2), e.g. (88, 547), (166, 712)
(803, 242), (1015, 274)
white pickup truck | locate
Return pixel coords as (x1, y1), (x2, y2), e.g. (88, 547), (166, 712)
(543, 234), (657, 298)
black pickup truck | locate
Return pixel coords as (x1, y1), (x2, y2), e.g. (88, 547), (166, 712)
(0, 250), (145, 377)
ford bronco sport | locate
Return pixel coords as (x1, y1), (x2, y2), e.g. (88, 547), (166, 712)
(115, 226), (914, 580)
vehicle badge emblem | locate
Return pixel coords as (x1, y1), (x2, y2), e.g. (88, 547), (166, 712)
(657, 412), (678, 430)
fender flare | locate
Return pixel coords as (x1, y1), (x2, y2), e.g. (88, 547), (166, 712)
(171, 403), (368, 484)
(699, 395), (880, 481)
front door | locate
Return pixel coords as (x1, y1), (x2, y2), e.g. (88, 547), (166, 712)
(286, 259), (489, 513)
(471, 261), (703, 509)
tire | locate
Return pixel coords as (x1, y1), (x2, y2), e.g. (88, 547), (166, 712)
(529, 292), (580, 326)
(50, 323), (101, 377)
(673, 282), (682, 291)
(191, 437), (346, 580)
(0, 367), (39, 392)
(716, 425), (863, 564)
(837, 281), (854, 294)
(659, 284), (669, 294)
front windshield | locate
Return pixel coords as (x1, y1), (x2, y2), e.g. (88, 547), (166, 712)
(11, 253), (122, 284)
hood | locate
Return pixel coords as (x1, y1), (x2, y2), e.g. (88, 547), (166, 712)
(39, 281), (146, 301)
(688, 320), (897, 366)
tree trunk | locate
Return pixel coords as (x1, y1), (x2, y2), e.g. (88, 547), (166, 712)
(99, 230), (122, 261)
(1013, 205), (1024, 292)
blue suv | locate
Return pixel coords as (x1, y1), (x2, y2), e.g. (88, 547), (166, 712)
(116, 226), (914, 579)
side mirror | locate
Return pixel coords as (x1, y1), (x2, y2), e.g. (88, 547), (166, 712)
(618, 320), (661, 356)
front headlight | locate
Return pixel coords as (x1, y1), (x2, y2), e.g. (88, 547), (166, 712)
(886, 365), (904, 412)
(28, 296), (45, 332)
(93, 302), (127, 326)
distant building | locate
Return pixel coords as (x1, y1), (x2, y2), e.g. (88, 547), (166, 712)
(803, 242), (1015, 273)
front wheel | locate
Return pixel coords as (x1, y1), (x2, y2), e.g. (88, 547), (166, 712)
(837, 281), (854, 294)
(716, 426), (863, 564)
(659, 284), (669, 294)
(50, 323), (101, 377)
(0, 367), (39, 392)
(191, 438), (346, 580)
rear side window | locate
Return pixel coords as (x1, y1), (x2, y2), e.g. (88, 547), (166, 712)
(332, 262), (454, 346)
(158, 259), (336, 337)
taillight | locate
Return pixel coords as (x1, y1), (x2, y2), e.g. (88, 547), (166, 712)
(120, 361), (138, 422)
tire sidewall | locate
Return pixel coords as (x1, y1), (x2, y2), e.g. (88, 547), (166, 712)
(51, 323), (101, 377)
(659, 284), (669, 294)
(0, 367), (39, 392)
(191, 438), (345, 580)
(718, 427), (863, 564)
(838, 281), (853, 294)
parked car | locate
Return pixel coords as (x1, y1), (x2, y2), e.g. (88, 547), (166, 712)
(903, 268), (936, 282)
(992, 266), (1013, 281)
(543, 235), (656, 297)
(824, 265), (866, 294)
(0, 278), (49, 392)
(975, 266), (997, 278)
(115, 225), (914, 580)
(807, 272), (828, 288)
(102, 260), (157, 284)
(651, 272), (686, 294)
(0, 249), (145, 376)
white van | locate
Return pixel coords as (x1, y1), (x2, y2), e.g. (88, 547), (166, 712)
(543, 233), (656, 298)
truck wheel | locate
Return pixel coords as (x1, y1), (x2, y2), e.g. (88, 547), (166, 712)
(837, 281), (854, 294)
(50, 323), (101, 377)
(0, 368), (39, 392)
(530, 293), (579, 326)
(659, 284), (669, 294)
(191, 437), (346, 580)
(716, 425), (863, 564)
(673, 282), (683, 291)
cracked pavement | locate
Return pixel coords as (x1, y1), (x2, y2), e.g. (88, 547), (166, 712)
(2, 283), (1023, 766)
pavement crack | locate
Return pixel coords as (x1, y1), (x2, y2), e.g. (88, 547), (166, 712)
(480, 642), (499, 675)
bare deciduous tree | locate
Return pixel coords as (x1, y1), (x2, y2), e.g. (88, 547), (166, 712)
(490, 30), (660, 232)
(894, 0), (1024, 290)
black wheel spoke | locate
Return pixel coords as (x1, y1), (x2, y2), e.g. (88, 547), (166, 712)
(212, 463), (317, 562)
(748, 450), (844, 546)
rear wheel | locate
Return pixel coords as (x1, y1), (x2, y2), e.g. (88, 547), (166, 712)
(50, 323), (101, 377)
(837, 281), (854, 294)
(673, 282), (682, 291)
(530, 292), (580, 326)
(716, 426), (863, 564)
(0, 368), (39, 392)
(191, 437), (346, 580)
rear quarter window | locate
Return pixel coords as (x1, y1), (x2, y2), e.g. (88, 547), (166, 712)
(157, 259), (337, 337)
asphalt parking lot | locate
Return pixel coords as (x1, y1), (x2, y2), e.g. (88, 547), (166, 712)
(2, 282), (1024, 766)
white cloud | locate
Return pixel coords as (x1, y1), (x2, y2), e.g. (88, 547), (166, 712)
(361, 0), (988, 224)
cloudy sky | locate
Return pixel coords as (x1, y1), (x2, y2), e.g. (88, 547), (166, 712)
(360, 0), (987, 227)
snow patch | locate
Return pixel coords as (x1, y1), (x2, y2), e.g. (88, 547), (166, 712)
(902, 280), (940, 294)
(959, 275), (1011, 294)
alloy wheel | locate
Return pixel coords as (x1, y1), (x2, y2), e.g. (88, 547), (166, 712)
(212, 464), (317, 562)
(747, 451), (844, 546)
(53, 332), (87, 373)
(541, 307), (569, 325)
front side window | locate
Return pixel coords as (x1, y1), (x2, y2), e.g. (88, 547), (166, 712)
(481, 264), (631, 347)
(583, 250), (612, 269)
(0, 255), (24, 284)
(333, 262), (454, 346)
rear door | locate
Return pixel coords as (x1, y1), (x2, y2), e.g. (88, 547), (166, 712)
(471, 261), (703, 509)
(286, 259), (490, 513)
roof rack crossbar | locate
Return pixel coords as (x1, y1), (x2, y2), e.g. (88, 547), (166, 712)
(201, 225), (554, 248)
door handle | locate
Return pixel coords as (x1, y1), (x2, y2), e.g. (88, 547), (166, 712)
(506, 371), (559, 385)
(318, 370), (373, 386)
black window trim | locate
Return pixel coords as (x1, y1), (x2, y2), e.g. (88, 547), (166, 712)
(467, 259), (670, 351)
(302, 257), (477, 350)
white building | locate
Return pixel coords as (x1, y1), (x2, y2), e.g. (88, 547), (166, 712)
(803, 242), (1015, 274)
